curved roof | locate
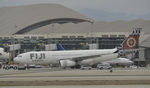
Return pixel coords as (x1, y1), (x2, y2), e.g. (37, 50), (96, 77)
(0, 4), (149, 35)
(14, 18), (92, 34)
(0, 4), (92, 35)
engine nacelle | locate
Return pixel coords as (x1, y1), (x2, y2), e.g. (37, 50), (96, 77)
(59, 60), (76, 67)
(80, 59), (94, 66)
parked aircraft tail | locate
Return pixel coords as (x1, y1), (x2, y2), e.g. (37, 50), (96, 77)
(122, 28), (142, 49)
(56, 43), (64, 51)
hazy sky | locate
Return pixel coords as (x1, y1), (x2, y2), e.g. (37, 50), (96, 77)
(0, 0), (150, 21)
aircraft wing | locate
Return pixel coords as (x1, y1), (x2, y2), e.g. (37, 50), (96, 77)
(59, 53), (118, 65)
(60, 53), (109, 62)
(72, 54), (102, 62)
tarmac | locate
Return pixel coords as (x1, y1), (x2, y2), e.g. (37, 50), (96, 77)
(0, 68), (150, 86)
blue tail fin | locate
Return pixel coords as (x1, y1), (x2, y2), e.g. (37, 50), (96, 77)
(56, 43), (64, 51)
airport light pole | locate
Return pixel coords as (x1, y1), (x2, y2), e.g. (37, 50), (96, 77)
(90, 21), (95, 49)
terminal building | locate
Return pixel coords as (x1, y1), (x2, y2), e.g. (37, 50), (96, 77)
(0, 4), (150, 66)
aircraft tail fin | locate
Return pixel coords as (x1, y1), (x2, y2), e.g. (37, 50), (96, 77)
(122, 28), (142, 49)
(56, 43), (64, 51)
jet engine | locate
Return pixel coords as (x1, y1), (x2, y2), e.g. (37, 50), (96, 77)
(59, 60), (76, 67)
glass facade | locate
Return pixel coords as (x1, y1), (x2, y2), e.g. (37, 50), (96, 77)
(0, 37), (125, 51)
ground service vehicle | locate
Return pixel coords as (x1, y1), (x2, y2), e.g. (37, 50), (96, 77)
(80, 65), (92, 70)
(97, 64), (112, 70)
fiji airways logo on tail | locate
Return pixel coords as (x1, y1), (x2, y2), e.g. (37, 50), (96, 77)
(127, 37), (136, 48)
(123, 28), (141, 49)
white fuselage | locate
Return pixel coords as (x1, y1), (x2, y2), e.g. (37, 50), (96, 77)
(0, 48), (9, 61)
(14, 48), (118, 65)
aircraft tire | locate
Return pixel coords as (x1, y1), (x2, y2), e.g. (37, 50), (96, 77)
(13, 66), (18, 70)
(4, 66), (10, 70)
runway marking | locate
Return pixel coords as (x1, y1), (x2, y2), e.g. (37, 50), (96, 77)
(1, 75), (150, 79)
(0, 68), (150, 77)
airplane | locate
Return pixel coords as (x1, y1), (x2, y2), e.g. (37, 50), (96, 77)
(0, 47), (9, 62)
(14, 29), (141, 68)
(102, 58), (133, 67)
